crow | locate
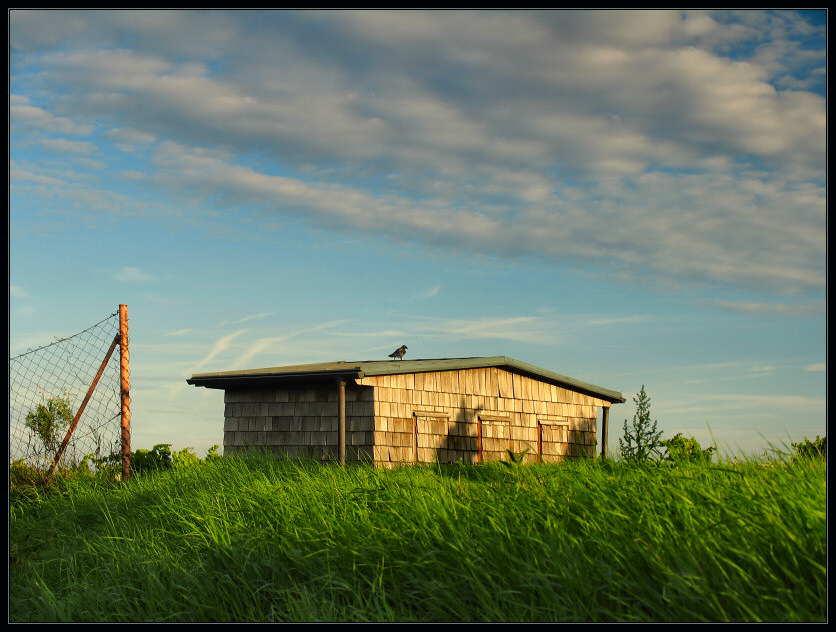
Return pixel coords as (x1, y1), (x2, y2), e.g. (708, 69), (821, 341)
(388, 345), (408, 360)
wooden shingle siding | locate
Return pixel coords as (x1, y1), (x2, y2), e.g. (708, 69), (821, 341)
(204, 360), (620, 466)
(353, 367), (606, 466)
(223, 384), (375, 462)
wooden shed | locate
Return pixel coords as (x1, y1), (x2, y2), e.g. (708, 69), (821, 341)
(187, 356), (625, 466)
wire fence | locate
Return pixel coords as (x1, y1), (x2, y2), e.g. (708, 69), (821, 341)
(9, 309), (128, 471)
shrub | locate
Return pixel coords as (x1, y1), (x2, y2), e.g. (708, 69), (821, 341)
(173, 446), (210, 468)
(9, 459), (50, 503)
(174, 444), (222, 466)
(10, 457), (99, 505)
(132, 444), (175, 474)
(790, 436), (826, 462)
(90, 444), (222, 477)
(662, 433), (716, 464)
(90, 443), (173, 477)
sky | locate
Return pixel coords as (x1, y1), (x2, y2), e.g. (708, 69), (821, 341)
(9, 9), (827, 459)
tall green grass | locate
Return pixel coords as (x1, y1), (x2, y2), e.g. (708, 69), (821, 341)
(10, 454), (826, 622)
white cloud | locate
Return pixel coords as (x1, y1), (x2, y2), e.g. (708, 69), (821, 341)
(39, 137), (98, 155)
(708, 299), (825, 317)
(193, 329), (249, 370)
(667, 392), (825, 416)
(227, 312), (274, 325)
(383, 315), (556, 345)
(232, 320), (353, 367)
(9, 10), (826, 301)
(115, 266), (152, 282)
(9, 166), (67, 187)
(428, 316), (554, 344)
(148, 144), (824, 296)
(414, 286), (440, 300)
(306, 314), (554, 349)
(104, 127), (157, 152)
(9, 97), (94, 136)
(803, 363), (825, 373)
(587, 316), (646, 326)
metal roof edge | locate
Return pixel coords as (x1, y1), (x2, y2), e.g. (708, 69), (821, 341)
(186, 356), (626, 403)
(498, 357), (626, 404)
(353, 356), (507, 376)
(186, 365), (364, 389)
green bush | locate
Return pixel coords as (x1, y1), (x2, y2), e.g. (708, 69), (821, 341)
(10, 457), (101, 505)
(132, 444), (175, 474)
(89, 443), (172, 477)
(791, 435), (826, 462)
(172, 444), (222, 467)
(90, 444), (222, 476)
(10, 444), (222, 508)
(662, 433), (716, 464)
(10, 460), (50, 503)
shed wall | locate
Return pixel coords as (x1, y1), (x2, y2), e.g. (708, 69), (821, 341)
(222, 385), (374, 462)
(356, 366), (606, 466)
(220, 367), (608, 466)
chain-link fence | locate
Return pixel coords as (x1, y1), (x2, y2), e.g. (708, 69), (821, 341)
(9, 309), (129, 472)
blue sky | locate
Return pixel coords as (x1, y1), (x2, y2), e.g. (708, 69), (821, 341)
(9, 10), (826, 458)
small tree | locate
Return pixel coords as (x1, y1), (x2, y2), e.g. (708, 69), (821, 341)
(24, 394), (75, 458)
(618, 385), (665, 464)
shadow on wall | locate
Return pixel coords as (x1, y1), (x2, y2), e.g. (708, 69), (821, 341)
(434, 395), (477, 464)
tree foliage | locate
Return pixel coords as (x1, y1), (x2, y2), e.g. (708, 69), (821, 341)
(662, 433), (716, 464)
(618, 385), (665, 464)
(24, 394), (75, 457)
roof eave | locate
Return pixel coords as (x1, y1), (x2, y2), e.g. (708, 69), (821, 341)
(186, 368), (363, 390)
(186, 356), (626, 404)
(499, 357), (626, 404)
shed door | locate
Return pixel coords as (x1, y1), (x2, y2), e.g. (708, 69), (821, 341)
(538, 420), (569, 463)
(413, 411), (450, 463)
(477, 414), (512, 463)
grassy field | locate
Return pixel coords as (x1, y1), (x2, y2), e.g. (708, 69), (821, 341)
(9, 453), (826, 622)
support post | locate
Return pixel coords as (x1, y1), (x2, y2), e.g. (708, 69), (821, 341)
(601, 406), (610, 460)
(477, 417), (483, 464)
(119, 304), (131, 480)
(413, 413), (418, 464)
(338, 380), (346, 466)
(48, 334), (120, 477)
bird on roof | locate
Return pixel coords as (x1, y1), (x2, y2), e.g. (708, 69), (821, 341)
(388, 345), (407, 360)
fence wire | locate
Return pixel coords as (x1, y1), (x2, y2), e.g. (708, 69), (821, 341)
(9, 311), (125, 469)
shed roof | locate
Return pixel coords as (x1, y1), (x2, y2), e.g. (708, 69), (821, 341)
(187, 356), (625, 404)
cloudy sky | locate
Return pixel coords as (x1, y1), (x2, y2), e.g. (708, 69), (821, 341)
(9, 10), (826, 458)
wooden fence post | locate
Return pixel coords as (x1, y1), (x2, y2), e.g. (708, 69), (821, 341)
(119, 304), (131, 480)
